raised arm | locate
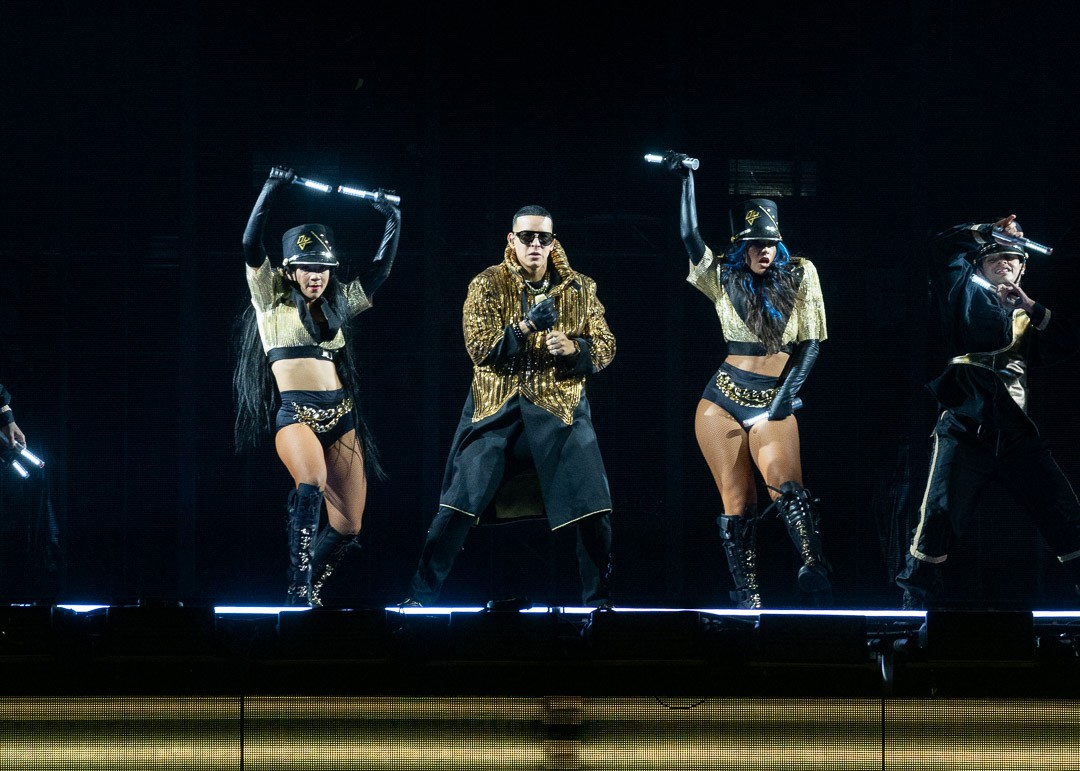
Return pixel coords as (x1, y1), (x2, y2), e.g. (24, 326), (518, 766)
(662, 151), (707, 264)
(242, 166), (295, 268)
(357, 189), (401, 298)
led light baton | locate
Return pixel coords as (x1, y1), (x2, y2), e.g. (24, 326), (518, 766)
(992, 227), (1053, 256)
(9, 459), (29, 479)
(741, 397), (804, 429)
(337, 186), (401, 206)
(644, 153), (700, 171)
(291, 176), (333, 193)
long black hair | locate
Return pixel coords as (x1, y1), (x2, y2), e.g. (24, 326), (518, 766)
(232, 269), (385, 479)
(721, 240), (801, 355)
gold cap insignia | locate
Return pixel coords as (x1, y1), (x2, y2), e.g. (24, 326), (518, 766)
(296, 234), (313, 251)
(745, 210), (761, 225)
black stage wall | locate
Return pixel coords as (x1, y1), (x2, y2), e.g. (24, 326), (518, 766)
(1, 0), (1080, 610)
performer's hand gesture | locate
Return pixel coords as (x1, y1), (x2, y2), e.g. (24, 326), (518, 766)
(545, 331), (577, 357)
(0, 421), (26, 449)
(996, 279), (1035, 312)
(524, 297), (558, 333)
(370, 188), (400, 219)
(266, 165), (295, 190)
(992, 214), (1023, 239)
(662, 150), (692, 178)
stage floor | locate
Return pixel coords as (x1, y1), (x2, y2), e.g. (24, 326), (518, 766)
(1, 603), (1078, 699)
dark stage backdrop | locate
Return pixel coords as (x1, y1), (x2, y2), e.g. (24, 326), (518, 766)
(1, 1), (1079, 609)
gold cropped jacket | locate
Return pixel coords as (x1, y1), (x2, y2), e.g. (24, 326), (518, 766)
(463, 241), (615, 425)
(246, 258), (371, 354)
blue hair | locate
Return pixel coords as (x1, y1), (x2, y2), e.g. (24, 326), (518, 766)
(722, 240), (799, 353)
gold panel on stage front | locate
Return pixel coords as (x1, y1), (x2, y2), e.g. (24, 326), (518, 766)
(0, 695), (1077, 770)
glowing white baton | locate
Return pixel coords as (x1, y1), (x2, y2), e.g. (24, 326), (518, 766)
(991, 227), (1053, 256)
(742, 397), (804, 429)
(291, 176), (333, 193)
(337, 186), (401, 205)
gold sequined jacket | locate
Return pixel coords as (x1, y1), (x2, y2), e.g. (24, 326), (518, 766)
(246, 258), (372, 354)
(463, 241), (615, 425)
(687, 248), (828, 348)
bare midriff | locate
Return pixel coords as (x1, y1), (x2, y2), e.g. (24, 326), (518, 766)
(271, 357), (343, 392)
(724, 352), (790, 378)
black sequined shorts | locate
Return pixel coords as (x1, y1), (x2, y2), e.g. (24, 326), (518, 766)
(276, 389), (356, 449)
(701, 362), (780, 426)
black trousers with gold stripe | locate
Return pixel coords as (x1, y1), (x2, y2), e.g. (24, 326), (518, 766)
(896, 410), (1080, 601)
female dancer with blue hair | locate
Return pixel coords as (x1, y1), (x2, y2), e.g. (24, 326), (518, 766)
(663, 152), (830, 608)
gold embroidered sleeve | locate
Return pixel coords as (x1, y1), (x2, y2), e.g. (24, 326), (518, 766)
(462, 271), (511, 366)
(686, 246), (722, 303)
(245, 258), (279, 310)
(582, 277), (616, 372)
(794, 259), (828, 342)
(340, 277), (373, 318)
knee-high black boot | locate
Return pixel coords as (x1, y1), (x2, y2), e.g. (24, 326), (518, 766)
(309, 527), (361, 608)
(774, 481), (831, 593)
(285, 483), (323, 606)
(718, 514), (762, 609)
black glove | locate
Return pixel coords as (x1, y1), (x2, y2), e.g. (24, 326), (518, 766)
(662, 150), (691, 178)
(266, 165), (295, 189)
(768, 340), (820, 421)
(524, 297), (558, 332)
(663, 150), (705, 261)
(243, 166), (295, 267)
(370, 188), (400, 219)
(361, 191), (401, 298)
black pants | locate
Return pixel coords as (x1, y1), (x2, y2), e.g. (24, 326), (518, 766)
(896, 411), (1080, 600)
(407, 506), (613, 607)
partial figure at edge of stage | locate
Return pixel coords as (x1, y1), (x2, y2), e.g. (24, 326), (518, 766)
(896, 214), (1080, 608)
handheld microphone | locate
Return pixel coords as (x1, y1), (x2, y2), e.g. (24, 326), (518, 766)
(992, 227), (1053, 256)
(644, 153), (700, 171)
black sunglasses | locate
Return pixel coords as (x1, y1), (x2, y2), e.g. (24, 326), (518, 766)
(515, 231), (556, 247)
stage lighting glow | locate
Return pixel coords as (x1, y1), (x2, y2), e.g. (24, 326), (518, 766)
(337, 185), (370, 198)
(18, 446), (44, 468)
(214, 606), (310, 615)
(56, 605), (109, 613)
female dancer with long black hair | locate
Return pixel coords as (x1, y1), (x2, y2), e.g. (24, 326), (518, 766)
(236, 165), (399, 606)
(664, 152), (829, 608)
